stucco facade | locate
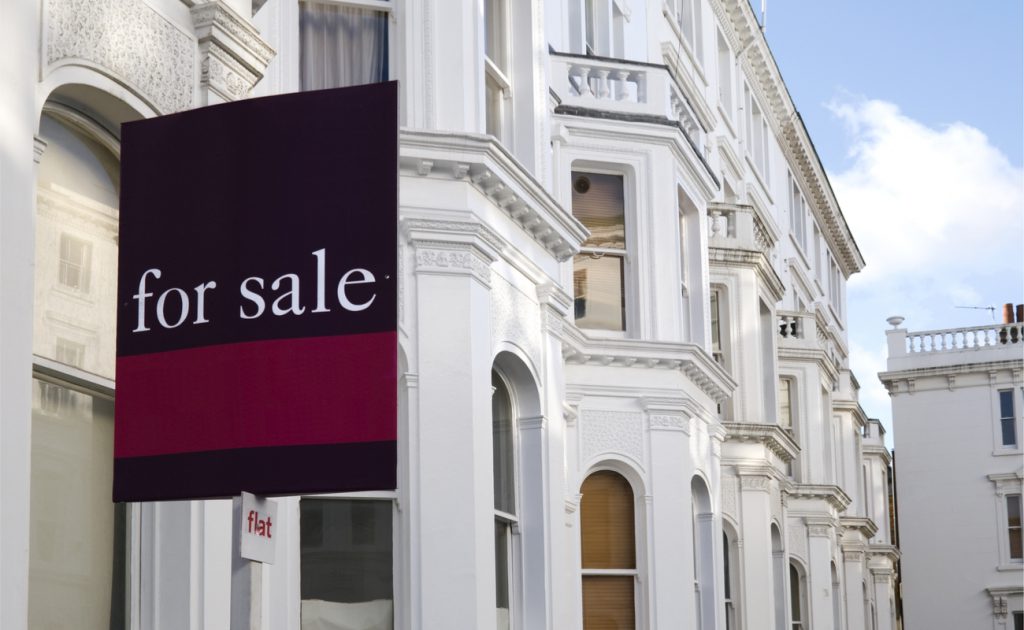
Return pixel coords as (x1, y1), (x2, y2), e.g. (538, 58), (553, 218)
(0, 0), (898, 628)
(881, 316), (1024, 630)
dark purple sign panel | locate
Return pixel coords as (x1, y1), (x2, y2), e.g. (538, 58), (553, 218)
(114, 83), (398, 502)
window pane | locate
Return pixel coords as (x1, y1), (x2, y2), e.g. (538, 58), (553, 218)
(492, 371), (515, 514)
(486, 74), (504, 140)
(299, 2), (388, 90)
(789, 564), (801, 622)
(495, 520), (510, 629)
(573, 255), (625, 331)
(779, 379), (792, 428)
(300, 499), (393, 629)
(573, 173), (625, 249)
(581, 471), (635, 569)
(582, 575), (635, 630)
(29, 379), (125, 630)
(1001, 390), (1015, 418)
(484, 0), (505, 68)
(1002, 417), (1017, 447)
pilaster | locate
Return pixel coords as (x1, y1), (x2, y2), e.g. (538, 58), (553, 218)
(191, 1), (275, 105)
(737, 469), (776, 629)
(841, 545), (866, 630)
(408, 223), (496, 629)
(872, 569), (895, 630)
(807, 519), (837, 630)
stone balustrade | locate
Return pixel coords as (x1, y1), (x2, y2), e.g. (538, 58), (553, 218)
(902, 322), (1023, 354)
(550, 51), (704, 152)
(707, 202), (775, 254)
(777, 310), (819, 348)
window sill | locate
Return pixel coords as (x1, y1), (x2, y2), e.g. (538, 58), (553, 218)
(992, 448), (1023, 457)
(997, 563), (1023, 572)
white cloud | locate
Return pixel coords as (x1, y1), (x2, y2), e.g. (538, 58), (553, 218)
(824, 98), (1023, 444)
(829, 98), (1023, 301)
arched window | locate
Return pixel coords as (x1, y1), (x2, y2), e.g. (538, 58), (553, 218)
(771, 525), (786, 630)
(492, 370), (517, 630)
(581, 470), (636, 629)
(692, 477), (716, 630)
(790, 562), (806, 629)
(723, 525), (741, 630)
(30, 102), (127, 629)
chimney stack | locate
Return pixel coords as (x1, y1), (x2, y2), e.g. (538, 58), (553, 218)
(1016, 304), (1023, 323)
(1003, 303), (1014, 324)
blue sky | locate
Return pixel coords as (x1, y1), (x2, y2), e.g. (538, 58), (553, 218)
(761, 1), (1024, 443)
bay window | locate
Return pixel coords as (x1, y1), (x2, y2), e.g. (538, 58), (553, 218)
(484, 0), (511, 142)
(572, 171), (628, 332)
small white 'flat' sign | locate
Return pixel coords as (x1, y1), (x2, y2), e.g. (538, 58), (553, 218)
(240, 491), (277, 564)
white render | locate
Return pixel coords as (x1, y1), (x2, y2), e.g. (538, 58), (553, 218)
(881, 319), (1024, 630)
(0, 0), (900, 629)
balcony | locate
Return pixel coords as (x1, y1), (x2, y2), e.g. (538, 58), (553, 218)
(549, 51), (704, 153)
(776, 310), (819, 351)
(707, 202), (777, 255)
(885, 320), (1024, 371)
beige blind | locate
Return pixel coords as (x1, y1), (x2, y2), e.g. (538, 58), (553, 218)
(581, 471), (635, 569)
(582, 575), (635, 630)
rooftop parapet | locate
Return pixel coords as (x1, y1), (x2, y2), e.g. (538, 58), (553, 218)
(884, 315), (1024, 371)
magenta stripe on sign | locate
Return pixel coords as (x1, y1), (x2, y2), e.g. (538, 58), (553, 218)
(114, 332), (397, 458)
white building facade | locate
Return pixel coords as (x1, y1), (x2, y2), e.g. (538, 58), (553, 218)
(880, 315), (1024, 630)
(0, 0), (899, 628)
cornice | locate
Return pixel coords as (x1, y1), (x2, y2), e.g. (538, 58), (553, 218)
(787, 483), (852, 512)
(862, 444), (892, 466)
(400, 130), (587, 262)
(867, 544), (901, 563)
(879, 359), (1024, 385)
(708, 247), (785, 302)
(710, 0), (865, 277)
(840, 516), (878, 539)
(723, 422), (799, 463)
(777, 345), (841, 384)
(561, 326), (737, 403)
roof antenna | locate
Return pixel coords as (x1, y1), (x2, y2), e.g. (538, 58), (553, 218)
(760, 0), (767, 32)
(955, 305), (996, 321)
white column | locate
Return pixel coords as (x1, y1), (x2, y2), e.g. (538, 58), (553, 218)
(646, 410), (693, 629)
(872, 570), (895, 630)
(410, 236), (495, 629)
(0, 2), (39, 628)
(842, 547), (866, 630)
(807, 521), (836, 630)
(737, 471), (775, 629)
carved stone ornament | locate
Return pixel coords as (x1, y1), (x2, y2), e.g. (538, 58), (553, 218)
(721, 475), (738, 518)
(581, 410), (643, 464)
(808, 524), (833, 538)
(740, 475), (771, 492)
(648, 414), (687, 431)
(415, 246), (493, 286)
(491, 275), (542, 369)
(45, 0), (195, 113)
(191, 0), (275, 102)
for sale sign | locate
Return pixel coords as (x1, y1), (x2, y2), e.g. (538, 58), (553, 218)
(114, 82), (398, 502)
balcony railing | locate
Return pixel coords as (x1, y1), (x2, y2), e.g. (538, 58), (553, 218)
(550, 51), (704, 153)
(707, 202), (776, 254)
(903, 322), (1023, 354)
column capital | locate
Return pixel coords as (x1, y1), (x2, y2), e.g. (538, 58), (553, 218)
(191, 0), (275, 103)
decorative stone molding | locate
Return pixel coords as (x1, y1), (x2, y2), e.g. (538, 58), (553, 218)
(788, 523), (808, 560)
(45, 0), (195, 114)
(708, 246), (785, 303)
(414, 245), (493, 286)
(841, 545), (866, 562)
(721, 475), (738, 518)
(871, 569), (893, 584)
(807, 522), (834, 538)
(519, 415), (546, 431)
(987, 587), (1021, 618)
(537, 283), (573, 336)
(787, 483), (852, 512)
(581, 410), (643, 464)
(739, 474), (771, 492)
(191, 0), (275, 102)
(561, 325), (736, 404)
(400, 131), (588, 262)
(722, 422), (799, 463)
(491, 274), (542, 368)
(648, 414), (687, 431)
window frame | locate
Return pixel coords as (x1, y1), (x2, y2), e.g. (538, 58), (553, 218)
(490, 367), (521, 630)
(296, 0), (396, 92)
(484, 0), (512, 143)
(789, 561), (807, 630)
(989, 473), (1024, 569)
(997, 389), (1020, 450)
(57, 232), (92, 293)
(579, 468), (642, 630)
(569, 166), (636, 337)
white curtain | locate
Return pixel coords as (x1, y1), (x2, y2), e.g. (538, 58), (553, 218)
(300, 2), (388, 90)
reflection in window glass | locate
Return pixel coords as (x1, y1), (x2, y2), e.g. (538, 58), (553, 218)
(1000, 390), (1017, 447)
(29, 379), (125, 630)
(572, 255), (624, 331)
(301, 499), (393, 629)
